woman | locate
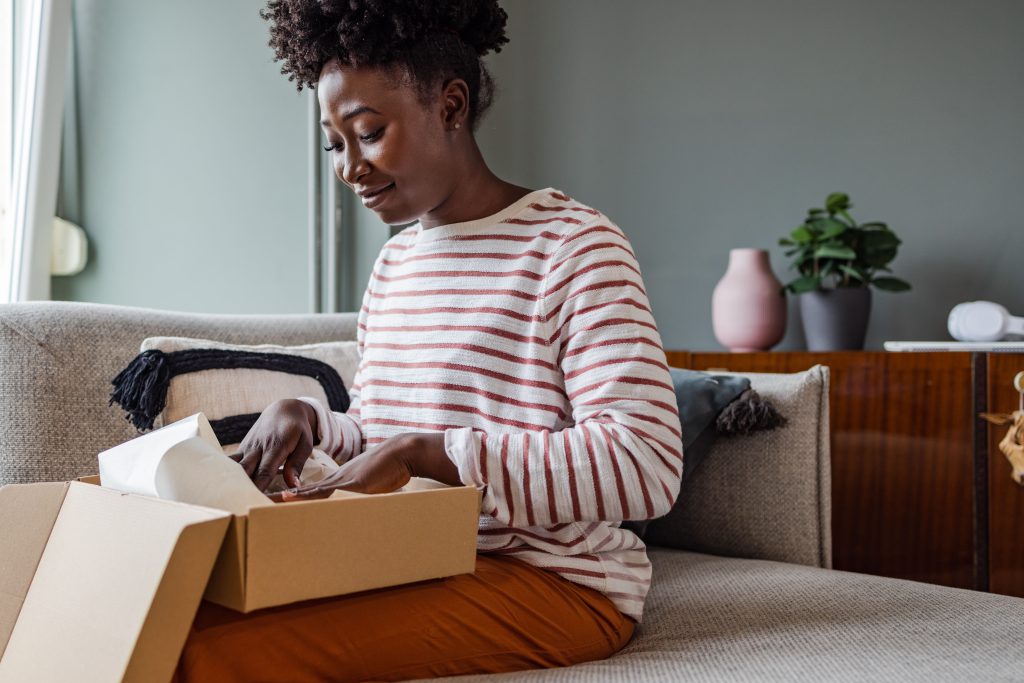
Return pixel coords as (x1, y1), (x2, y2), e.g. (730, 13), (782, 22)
(175, 1), (683, 681)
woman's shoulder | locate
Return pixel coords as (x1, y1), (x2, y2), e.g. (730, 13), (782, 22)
(504, 187), (625, 246)
(537, 189), (634, 254)
(376, 224), (419, 255)
(533, 187), (606, 223)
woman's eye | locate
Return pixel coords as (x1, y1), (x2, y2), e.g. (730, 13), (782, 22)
(322, 129), (381, 152)
(360, 128), (383, 142)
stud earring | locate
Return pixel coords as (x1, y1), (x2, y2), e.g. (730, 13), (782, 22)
(454, 122), (461, 130)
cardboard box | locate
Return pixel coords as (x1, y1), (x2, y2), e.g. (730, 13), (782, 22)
(0, 477), (481, 681)
(0, 481), (231, 682)
(202, 477), (481, 612)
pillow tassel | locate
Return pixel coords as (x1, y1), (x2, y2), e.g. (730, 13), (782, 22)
(715, 389), (787, 436)
(108, 349), (172, 431)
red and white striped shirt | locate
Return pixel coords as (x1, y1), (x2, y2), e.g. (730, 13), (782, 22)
(300, 187), (683, 622)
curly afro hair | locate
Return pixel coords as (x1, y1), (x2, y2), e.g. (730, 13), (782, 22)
(260, 0), (510, 130)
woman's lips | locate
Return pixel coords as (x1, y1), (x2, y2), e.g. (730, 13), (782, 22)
(361, 183), (395, 209)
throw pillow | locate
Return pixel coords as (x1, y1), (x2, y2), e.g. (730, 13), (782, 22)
(109, 336), (359, 453)
(620, 367), (785, 539)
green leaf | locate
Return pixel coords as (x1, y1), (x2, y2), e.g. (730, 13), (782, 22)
(825, 192), (851, 213)
(779, 238), (795, 246)
(819, 218), (848, 239)
(860, 231), (901, 266)
(795, 252), (816, 267)
(807, 208), (825, 217)
(872, 277), (911, 292)
(839, 264), (866, 281)
(814, 245), (857, 260)
(790, 226), (814, 243)
(784, 275), (820, 294)
(862, 252), (898, 268)
(860, 221), (889, 230)
(863, 231), (900, 247)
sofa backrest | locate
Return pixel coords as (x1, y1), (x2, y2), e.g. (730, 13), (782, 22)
(649, 366), (833, 569)
(0, 302), (357, 485)
(1, 302), (833, 570)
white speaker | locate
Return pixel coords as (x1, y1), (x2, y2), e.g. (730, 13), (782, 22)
(948, 301), (1024, 342)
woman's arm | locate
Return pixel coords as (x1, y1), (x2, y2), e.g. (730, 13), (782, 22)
(295, 283), (373, 465)
(441, 223), (683, 528)
(295, 389), (363, 465)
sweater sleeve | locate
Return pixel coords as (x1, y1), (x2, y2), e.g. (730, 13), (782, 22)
(295, 288), (370, 465)
(444, 222), (683, 528)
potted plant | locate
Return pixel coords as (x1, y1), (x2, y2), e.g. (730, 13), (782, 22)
(779, 192), (910, 350)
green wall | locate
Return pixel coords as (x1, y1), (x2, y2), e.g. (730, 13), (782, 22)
(476, 0), (1024, 350)
(52, 0), (312, 314)
(54, 0), (1024, 350)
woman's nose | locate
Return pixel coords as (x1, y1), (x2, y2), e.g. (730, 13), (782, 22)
(339, 148), (370, 186)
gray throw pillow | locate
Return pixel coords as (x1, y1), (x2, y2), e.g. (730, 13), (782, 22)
(621, 368), (784, 543)
(670, 368), (751, 479)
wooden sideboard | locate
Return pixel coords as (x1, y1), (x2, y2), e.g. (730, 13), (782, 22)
(665, 350), (1024, 598)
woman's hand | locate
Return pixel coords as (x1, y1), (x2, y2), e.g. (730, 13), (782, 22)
(269, 432), (460, 502)
(230, 398), (319, 491)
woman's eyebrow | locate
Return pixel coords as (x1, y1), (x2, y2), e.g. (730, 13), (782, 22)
(320, 105), (382, 128)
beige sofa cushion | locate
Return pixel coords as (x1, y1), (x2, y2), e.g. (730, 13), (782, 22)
(420, 550), (1024, 682)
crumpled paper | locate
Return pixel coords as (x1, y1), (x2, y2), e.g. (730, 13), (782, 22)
(98, 413), (272, 514)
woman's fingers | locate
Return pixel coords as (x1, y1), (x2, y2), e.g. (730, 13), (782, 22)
(267, 443), (419, 503)
(271, 466), (352, 503)
(282, 435), (314, 490)
(239, 446), (264, 480)
(253, 443), (291, 492)
(268, 486), (330, 503)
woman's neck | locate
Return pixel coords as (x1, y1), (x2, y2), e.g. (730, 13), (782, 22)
(419, 144), (533, 229)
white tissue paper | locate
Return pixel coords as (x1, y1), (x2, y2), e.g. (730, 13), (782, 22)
(98, 413), (271, 514)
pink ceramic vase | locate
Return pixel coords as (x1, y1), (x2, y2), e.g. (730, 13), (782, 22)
(712, 248), (787, 352)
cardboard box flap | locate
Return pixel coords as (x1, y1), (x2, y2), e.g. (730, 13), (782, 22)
(0, 482), (231, 683)
(202, 515), (248, 610)
(0, 482), (71, 658)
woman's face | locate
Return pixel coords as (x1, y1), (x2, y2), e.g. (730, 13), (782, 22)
(317, 59), (455, 226)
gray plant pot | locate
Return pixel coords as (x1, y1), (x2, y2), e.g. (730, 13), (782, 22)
(799, 287), (872, 351)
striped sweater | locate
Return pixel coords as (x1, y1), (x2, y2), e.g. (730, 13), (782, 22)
(299, 187), (683, 622)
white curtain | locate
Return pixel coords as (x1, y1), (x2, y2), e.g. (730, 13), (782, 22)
(2, 0), (70, 303)
(0, 0), (13, 299)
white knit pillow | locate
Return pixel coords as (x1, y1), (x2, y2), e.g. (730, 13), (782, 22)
(105, 336), (361, 490)
(136, 336), (359, 454)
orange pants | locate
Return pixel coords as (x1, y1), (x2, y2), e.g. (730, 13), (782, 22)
(173, 555), (635, 682)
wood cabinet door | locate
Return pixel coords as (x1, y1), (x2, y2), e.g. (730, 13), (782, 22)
(987, 354), (1024, 597)
(671, 352), (977, 589)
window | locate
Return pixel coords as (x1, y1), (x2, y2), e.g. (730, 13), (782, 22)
(2, 0), (71, 303)
(0, 0), (13, 302)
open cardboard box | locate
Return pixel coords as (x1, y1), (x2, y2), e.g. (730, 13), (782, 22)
(200, 476), (481, 612)
(0, 475), (481, 682)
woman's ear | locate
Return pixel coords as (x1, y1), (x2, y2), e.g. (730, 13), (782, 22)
(441, 78), (470, 131)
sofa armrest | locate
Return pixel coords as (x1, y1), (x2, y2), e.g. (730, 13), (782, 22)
(649, 365), (832, 568)
(0, 302), (358, 486)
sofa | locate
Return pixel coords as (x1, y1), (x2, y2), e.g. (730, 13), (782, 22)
(1, 301), (1022, 682)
